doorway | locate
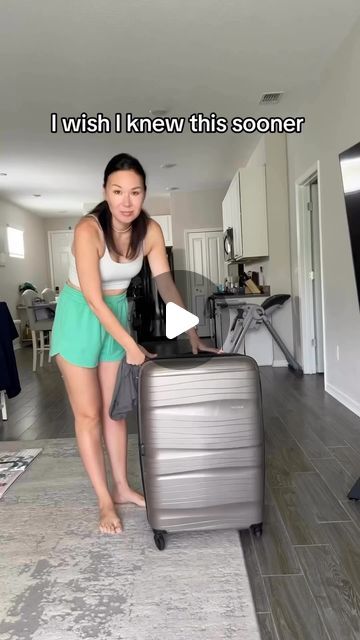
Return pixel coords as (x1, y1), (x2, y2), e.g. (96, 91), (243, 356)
(48, 230), (74, 291)
(184, 228), (225, 337)
(295, 164), (325, 375)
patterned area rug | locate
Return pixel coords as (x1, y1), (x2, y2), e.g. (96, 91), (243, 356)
(0, 449), (42, 499)
(0, 437), (261, 640)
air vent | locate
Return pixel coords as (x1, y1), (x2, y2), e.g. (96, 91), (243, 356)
(259, 92), (284, 105)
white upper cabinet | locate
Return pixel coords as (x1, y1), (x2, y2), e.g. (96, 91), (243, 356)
(150, 214), (173, 246)
(222, 165), (268, 260)
(229, 172), (243, 258)
(222, 173), (243, 257)
(240, 165), (268, 259)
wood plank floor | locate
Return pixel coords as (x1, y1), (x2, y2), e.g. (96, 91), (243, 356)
(2, 346), (360, 639)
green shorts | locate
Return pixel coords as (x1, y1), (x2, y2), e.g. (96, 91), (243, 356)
(50, 284), (129, 367)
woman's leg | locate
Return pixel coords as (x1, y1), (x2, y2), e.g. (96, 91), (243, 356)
(97, 359), (145, 507)
(55, 354), (122, 534)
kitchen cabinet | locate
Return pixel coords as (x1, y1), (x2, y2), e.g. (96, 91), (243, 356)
(151, 214), (173, 246)
(214, 296), (273, 366)
(222, 166), (268, 261)
(222, 189), (230, 233)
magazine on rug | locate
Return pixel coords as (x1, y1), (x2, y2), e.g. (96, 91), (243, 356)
(0, 449), (42, 498)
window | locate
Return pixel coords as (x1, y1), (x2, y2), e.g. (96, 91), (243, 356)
(7, 226), (25, 259)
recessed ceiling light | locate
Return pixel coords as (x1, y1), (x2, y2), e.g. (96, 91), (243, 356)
(161, 163), (177, 169)
(165, 186), (179, 191)
(33, 194), (42, 197)
(149, 109), (169, 116)
(0, 172), (7, 176)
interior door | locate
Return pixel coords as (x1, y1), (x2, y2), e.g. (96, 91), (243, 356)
(187, 229), (225, 337)
(206, 230), (226, 290)
(49, 231), (74, 291)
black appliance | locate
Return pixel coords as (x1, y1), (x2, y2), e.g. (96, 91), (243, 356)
(339, 141), (360, 502)
(339, 141), (360, 310)
(127, 246), (175, 341)
(223, 227), (234, 261)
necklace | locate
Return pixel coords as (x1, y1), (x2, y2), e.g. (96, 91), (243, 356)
(111, 223), (132, 233)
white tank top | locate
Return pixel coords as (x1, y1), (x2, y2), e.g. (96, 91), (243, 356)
(68, 215), (144, 290)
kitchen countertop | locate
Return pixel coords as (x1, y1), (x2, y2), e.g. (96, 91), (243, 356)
(209, 292), (270, 299)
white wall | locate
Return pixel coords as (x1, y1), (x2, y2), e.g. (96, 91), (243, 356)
(43, 216), (80, 232)
(287, 18), (360, 414)
(0, 199), (50, 318)
(246, 136), (266, 168)
(144, 194), (171, 216)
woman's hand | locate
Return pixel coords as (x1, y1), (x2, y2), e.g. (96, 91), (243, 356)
(125, 343), (158, 365)
(138, 345), (158, 360)
(125, 344), (146, 366)
(188, 332), (223, 355)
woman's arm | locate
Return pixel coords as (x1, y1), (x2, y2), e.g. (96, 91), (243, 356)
(146, 221), (220, 353)
(146, 220), (191, 310)
(73, 220), (138, 355)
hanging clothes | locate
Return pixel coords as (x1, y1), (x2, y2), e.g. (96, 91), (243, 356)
(109, 361), (140, 420)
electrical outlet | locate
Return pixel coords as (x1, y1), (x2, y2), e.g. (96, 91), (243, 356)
(336, 345), (340, 361)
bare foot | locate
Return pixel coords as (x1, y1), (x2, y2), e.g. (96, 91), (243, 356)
(99, 503), (123, 534)
(112, 485), (146, 508)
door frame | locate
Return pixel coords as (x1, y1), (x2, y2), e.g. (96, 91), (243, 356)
(295, 161), (326, 377)
(48, 230), (74, 290)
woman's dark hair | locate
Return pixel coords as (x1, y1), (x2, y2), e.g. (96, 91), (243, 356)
(86, 153), (149, 259)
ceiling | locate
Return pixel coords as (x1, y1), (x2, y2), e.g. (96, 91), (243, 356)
(1, 0), (359, 217)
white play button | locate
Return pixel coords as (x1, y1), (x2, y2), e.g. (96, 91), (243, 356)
(165, 302), (199, 339)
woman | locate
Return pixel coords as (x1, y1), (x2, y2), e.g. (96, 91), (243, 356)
(50, 153), (219, 535)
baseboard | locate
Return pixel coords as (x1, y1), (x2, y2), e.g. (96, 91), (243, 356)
(325, 382), (360, 418)
(272, 359), (288, 368)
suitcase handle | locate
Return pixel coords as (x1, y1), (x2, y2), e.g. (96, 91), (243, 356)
(145, 350), (244, 360)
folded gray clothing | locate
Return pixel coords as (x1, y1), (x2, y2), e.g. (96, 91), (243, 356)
(109, 361), (141, 420)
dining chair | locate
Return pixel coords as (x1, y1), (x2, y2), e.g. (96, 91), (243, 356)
(41, 288), (56, 302)
(21, 289), (54, 372)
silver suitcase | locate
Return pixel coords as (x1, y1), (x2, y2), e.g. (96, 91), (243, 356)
(137, 353), (264, 550)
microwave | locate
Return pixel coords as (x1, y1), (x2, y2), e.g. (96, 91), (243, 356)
(223, 227), (234, 261)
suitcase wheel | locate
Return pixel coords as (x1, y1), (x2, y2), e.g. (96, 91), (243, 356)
(251, 523), (263, 538)
(154, 531), (166, 551)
